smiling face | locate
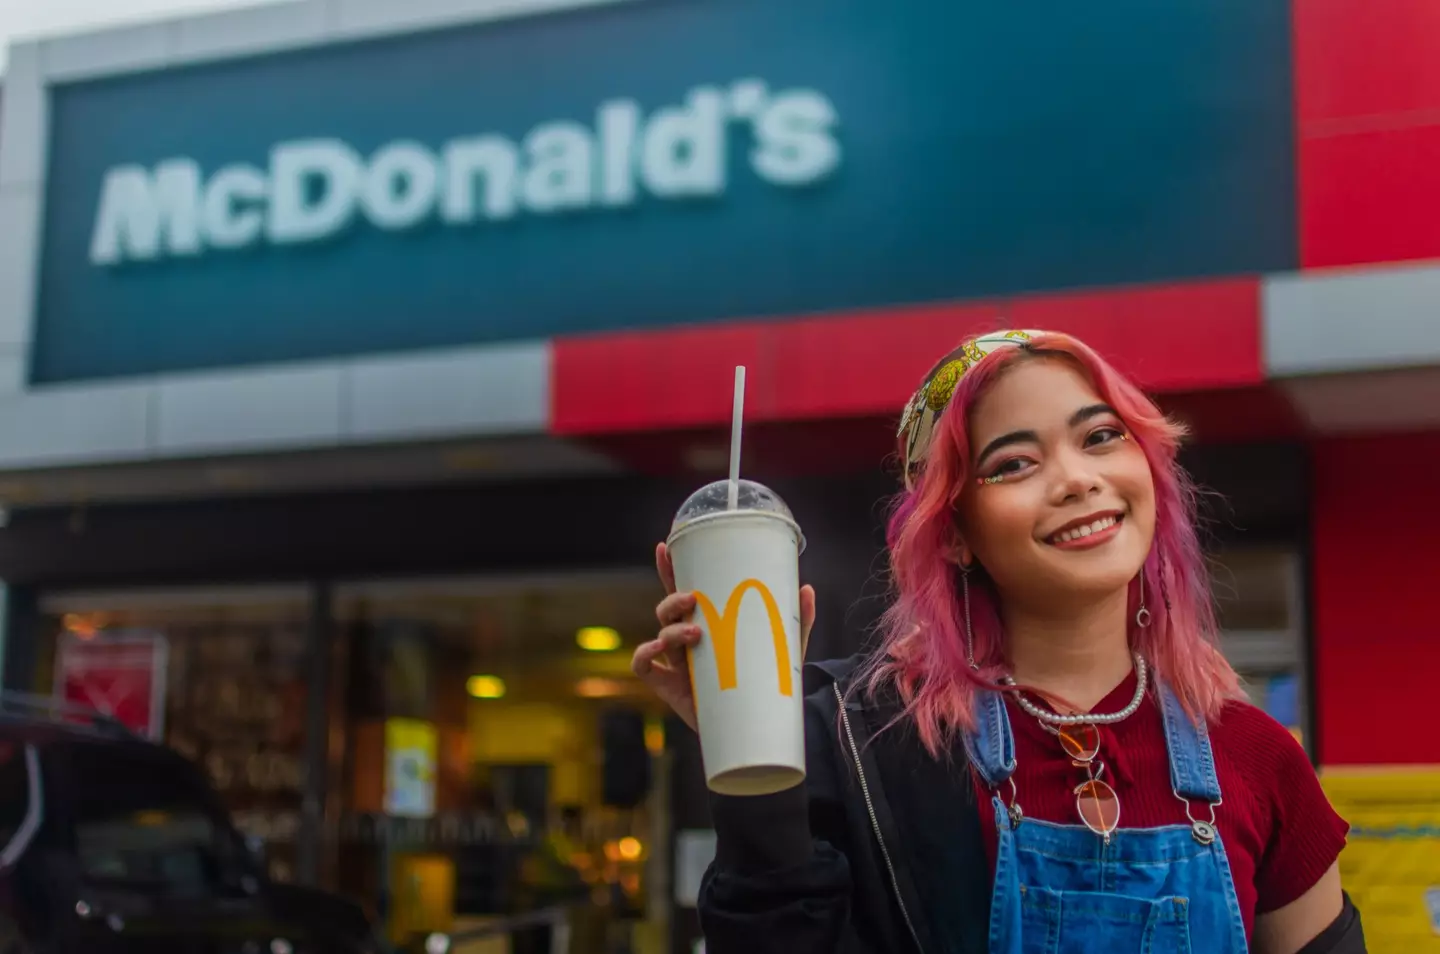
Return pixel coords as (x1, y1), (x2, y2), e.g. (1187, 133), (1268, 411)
(955, 356), (1156, 606)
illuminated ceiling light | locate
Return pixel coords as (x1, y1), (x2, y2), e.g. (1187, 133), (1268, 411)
(575, 677), (626, 699)
(617, 836), (643, 861)
(63, 613), (101, 640)
(576, 626), (621, 652)
(466, 675), (506, 699)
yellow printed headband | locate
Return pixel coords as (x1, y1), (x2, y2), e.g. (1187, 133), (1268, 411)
(898, 330), (1041, 488)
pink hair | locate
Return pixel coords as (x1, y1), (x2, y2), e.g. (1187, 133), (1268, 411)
(858, 332), (1239, 757)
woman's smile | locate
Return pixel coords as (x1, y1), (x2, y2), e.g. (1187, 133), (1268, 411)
(1043, 510), (1126, 549)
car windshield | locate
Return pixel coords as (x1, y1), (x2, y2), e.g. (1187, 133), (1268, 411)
(58, 743), (252, 897)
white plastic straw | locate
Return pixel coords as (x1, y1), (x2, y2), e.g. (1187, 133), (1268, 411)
(728, 366), (746, 510)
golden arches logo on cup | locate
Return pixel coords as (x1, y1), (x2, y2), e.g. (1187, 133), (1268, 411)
(689, 579), (794, 698)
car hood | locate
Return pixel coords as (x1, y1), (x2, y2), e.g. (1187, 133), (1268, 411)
(63, 890), (373, 954)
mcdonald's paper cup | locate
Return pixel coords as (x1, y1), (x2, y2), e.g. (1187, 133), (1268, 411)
(667, 479), (807, 796)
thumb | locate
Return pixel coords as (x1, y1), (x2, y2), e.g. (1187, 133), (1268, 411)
(799, 584), (816, 659)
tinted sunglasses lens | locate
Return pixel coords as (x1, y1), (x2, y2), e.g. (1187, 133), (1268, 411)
(1076, 778), (1121, 836)
(1058, 722), (1100, 763)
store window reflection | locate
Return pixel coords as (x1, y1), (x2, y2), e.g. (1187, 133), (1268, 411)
(334, 571), (668, 953)
(36, 587), (312, 884)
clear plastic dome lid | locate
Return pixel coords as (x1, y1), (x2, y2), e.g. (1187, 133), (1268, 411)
(670, 479), (802, 548)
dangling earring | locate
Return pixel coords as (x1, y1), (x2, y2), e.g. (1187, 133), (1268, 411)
(1135, 571), (1153, 628)
(962, 565), (978, 669)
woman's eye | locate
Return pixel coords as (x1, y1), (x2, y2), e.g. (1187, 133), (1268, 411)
(1086, 427), (1125, 447)
(988, 457), (1033, 480)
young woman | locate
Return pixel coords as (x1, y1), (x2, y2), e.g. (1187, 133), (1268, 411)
(634, 330), (1365, 954)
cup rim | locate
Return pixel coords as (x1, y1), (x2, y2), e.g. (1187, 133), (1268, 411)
(666, 507), (807, 554)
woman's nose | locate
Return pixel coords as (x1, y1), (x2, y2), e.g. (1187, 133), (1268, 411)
(1049, 449), (1102, 503)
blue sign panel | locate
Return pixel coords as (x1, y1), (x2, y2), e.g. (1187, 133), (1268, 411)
(34, 0), (1297, 383)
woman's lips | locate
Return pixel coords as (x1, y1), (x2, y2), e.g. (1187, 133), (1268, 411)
(1046, 513), (1123, 549)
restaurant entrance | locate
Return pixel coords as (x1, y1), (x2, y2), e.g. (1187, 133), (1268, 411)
(31, 570), (676, 953)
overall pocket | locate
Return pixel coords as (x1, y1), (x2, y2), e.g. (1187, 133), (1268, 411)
(1019, 885), (1192, 954)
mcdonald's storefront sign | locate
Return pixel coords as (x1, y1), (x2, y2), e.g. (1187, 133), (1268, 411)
(28, 0), (1295, 385)
(692, 579), (795, 698)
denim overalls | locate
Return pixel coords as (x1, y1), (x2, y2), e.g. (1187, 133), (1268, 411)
(963, 682), (1251, 954)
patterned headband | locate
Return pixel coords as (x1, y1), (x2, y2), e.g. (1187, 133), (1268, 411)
(898, 330), (1042, 488)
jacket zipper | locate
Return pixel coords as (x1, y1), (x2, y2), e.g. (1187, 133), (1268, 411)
(834, 684), (924, 954)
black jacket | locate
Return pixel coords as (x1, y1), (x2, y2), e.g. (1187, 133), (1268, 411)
(697, 655), (1367, 954)
(698, 654), (990, 953)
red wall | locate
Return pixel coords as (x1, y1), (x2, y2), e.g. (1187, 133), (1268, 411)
(550, 279), (1262, 435)
(1311, 433), (1440, 765)
(1295, 0), (1440, 267)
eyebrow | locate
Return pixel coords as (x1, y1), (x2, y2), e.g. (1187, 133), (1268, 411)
(974, 403), (1118, 468)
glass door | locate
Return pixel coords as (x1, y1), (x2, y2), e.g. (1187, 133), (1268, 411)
(1209, 546), (1309, 750)
(331, 570), (673, 954)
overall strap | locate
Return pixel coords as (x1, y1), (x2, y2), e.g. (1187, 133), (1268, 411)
(963, 688), (1016, 788)
(1157, 680), (1221, 803)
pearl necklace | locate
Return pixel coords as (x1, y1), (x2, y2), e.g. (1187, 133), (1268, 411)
(998, 653), (1148, 726)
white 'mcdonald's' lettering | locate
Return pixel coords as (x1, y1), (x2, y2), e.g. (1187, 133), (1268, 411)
(89, 79), (841, 266)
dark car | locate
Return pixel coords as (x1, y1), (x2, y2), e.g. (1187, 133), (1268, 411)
(0, 693), (387, 954)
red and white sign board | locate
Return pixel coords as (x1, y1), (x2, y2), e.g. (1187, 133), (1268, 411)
(54, 632), (169, 740)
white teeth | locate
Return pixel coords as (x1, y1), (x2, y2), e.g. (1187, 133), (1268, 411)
(1051, 515), (1119, 544)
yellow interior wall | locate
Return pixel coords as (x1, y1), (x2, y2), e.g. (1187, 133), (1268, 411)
(466, 701), (599, 806)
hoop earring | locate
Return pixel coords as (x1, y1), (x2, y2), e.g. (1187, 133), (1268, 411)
(1135, 571), (1153, 629)
(962, 565), (978, 669)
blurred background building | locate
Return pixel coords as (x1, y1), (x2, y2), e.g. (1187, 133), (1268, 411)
(0, 0), (1436, 951)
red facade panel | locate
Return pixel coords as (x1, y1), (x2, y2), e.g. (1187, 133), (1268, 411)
(1295, 0), (1440, 266)
(1311, 432), (1440, 766)
(1301, 126), (1440, 268)
(550, 279), (1262, 435)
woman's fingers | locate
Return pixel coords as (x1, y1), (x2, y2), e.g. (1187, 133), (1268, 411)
(631, 637), (668, 677)
(655, 590), (696, 627)
(631, 623), (700, 677)
(658, 622), (701, 655)
(630, 639), (662, 677)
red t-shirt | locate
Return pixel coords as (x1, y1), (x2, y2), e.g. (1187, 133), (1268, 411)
(972, 672), (1349, 940)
